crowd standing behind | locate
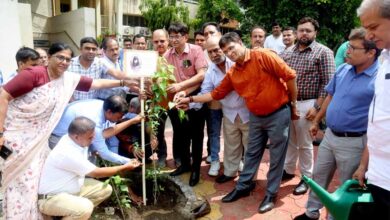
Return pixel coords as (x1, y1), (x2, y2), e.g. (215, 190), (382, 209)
(1, 1), (389, 217)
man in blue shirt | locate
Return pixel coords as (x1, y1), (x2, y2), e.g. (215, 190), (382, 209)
(294, 28), (381, 220)
(50, 95), (142, 165)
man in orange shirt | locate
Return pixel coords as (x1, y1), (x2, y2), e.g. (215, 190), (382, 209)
(177, 32), (298, 213)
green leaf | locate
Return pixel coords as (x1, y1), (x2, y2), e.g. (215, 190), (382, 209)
(120, 185), (129, 192)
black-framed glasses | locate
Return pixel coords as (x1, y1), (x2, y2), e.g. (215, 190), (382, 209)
(169, 35), (183, 40)
(54, 55), (72, 63)
(347, 44), (366, 52)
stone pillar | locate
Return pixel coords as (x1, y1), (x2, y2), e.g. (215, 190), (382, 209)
(71, 0), (78, 11)
(96, 0), (101, 36)
(115, 0), (123, 36)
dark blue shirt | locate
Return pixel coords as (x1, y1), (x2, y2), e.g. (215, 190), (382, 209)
(325, 61), (379, 132)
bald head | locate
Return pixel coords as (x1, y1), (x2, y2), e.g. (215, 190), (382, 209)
(205, 36), (225, 64)
(152, 29), (169, 56)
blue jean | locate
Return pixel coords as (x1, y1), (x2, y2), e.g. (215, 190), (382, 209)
(207, 109), (223, 161)
(236, 105), (290, 197)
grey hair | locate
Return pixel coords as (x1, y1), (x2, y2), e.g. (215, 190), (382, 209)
(357, 0), (390, 19)
(68, 116), (96, 135)
(129, 97), (141, 112)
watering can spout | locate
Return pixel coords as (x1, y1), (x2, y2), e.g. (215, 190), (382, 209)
(302, 175), (335, 206)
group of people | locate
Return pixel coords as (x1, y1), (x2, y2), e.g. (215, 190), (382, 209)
(0, 0), (390, 219)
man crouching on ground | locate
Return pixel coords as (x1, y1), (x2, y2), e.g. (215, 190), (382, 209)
(38, 116), (141, 219)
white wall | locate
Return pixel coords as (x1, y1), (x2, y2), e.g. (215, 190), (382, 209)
(18, 3), (34, 48)
(0, 1), (23, 77)
(49, 8), (96, 55)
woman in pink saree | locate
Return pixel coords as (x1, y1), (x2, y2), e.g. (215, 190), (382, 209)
(0, 43), (137, 219)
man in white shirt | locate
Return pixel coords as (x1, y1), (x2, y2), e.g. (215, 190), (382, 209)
(198, 36), (250, 181)
(38, 116), (141, 219)
(353, 0), (390, 219)
(264, 21), (285, 54)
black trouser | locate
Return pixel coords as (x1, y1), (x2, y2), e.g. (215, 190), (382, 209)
(168, 105), (206, 172)
(156, 113), (168, 160)
(369, 184), (390, 220)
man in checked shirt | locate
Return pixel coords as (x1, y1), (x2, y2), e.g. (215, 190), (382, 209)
(281, 17), (335, 195)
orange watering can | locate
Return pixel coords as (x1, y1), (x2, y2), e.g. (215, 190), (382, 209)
(302, 175), (374, 220)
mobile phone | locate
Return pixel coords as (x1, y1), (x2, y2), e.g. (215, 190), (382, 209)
(0, 145), (13, 160)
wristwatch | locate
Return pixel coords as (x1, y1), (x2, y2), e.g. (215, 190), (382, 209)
(0, 132), (3, 138)
(314, 102), (321, 111)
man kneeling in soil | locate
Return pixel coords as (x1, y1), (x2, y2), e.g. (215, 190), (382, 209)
(38, 116), (141, 219)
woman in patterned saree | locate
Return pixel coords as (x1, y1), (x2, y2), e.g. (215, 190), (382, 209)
(0, 43), (138, 219)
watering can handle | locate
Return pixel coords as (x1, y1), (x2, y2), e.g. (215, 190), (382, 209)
(343, 179), (369, 191)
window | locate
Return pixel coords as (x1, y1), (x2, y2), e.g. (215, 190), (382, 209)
(123, 15), (146, 27)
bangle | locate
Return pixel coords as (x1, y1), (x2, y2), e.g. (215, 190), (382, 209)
(120, 80), (124, 87)
(189, 96), (194, 103)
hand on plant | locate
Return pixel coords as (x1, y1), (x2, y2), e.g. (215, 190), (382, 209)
(125, 159), (142, 170)
(133, 114), (144, 123)
(167, 83), (182, 94)
(150, 135), (158, 150)
(139, 89), (152, 100)
(133, 148), (144, 159)
(124, 79), (140, 92)
(173, 91), (187, 102)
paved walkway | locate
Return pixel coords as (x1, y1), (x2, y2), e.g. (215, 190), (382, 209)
(160, 122), (340, 220)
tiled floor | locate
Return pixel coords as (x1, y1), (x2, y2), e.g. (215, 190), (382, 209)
(160, 123), (340, 220)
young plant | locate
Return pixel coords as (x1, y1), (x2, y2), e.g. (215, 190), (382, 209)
(144, 57), (187, 204)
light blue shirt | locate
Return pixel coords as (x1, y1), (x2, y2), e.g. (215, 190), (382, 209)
(52, 99), (130, 164)
(199, 58), (249, 123)
(325, 60), (379, 132)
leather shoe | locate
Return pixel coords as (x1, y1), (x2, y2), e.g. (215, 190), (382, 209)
(222, 182), (256, 203)
(258, 195), (276, 213)
(281, 170), (295, 181)
(189, 171), (200, 186)
(293, 180), (309, 195)
(170, 166), (190, 176)
(293, 213), (318, 220)
(216, 174), (235, 183)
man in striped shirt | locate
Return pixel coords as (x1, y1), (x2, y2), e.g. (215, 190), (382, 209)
(281, 17), (335, 196)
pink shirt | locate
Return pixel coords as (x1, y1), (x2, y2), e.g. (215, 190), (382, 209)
(164, 43), (208, 82)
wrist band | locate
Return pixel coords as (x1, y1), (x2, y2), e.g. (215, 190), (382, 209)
(120, 80), (124, 87)
(189, 96), (194, 103)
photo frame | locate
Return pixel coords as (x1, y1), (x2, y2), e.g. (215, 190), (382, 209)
(123, 50), (158, 77)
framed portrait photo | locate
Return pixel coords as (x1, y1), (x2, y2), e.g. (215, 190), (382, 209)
(123, 50), (158, 77)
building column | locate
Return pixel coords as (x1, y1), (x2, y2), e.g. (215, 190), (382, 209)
(96, 0), (101, 36)
(71, 0), (78, 11)
(115, 0), (123, 36)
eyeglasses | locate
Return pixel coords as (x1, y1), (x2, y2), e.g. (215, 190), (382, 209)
(169, 35), (183, 40)
(347, 44), (366, 52)
(54, 55), (72, 63)
(153, 40), (166, 44)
